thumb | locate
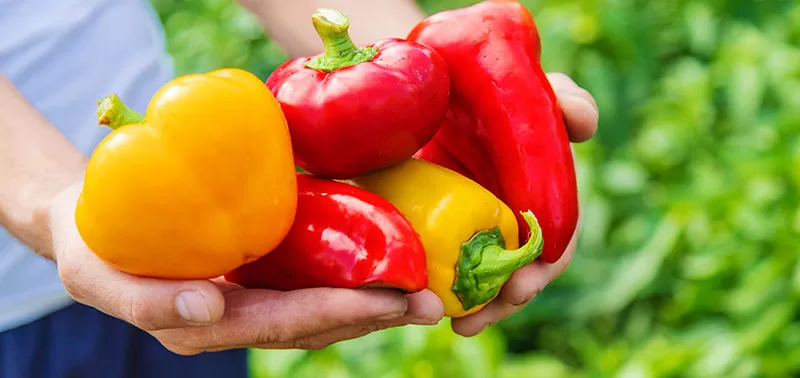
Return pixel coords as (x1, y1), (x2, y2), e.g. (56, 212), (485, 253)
(57, 246), (228, 331)
(120, 276), (227, 330)
(50, 182), (227, 331)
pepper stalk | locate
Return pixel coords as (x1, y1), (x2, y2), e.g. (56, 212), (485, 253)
(304, 8), (378, 72)
(97, 94), (145, 130)
(452, 210), (545, 311)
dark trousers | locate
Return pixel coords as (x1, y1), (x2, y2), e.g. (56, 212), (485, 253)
(0, 303), (248, 378)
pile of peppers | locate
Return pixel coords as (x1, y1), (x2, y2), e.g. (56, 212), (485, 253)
(76, 0), (579, 319)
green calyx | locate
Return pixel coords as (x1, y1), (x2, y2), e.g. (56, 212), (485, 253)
(96, 94), (145, 130)
(452, 211), (545, 311)
(303, 8), (378, 73)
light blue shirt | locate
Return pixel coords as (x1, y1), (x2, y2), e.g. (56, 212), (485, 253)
(0, 0), (174, 332)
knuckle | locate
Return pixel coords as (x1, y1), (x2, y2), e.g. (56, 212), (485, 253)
(255, 324), (291, 345)
(290, 338), (330, 351)
(356, 322), (389, 336)
(58, 263), (87, 303)
(287, 322), (392, 351)
(546, 72), (576, 88)
(153, 331), (205, 356)
(505, 284), (541, 307)
(127, 295), (159, 330)
(521, 288), (543, 306)
(571, 87), (596, 105)
(162, 342), (202, 356)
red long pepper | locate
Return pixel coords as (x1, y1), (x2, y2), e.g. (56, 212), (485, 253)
(410, 0), (579, 264)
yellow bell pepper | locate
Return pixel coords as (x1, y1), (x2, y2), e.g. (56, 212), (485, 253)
(349, 158), (544, 317)
(75, 68), (297, 280)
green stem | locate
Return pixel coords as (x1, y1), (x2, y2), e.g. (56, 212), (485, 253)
(96, 94), (145, 130)
(303, 8), (378, 72)
(452, 211), (545, 311)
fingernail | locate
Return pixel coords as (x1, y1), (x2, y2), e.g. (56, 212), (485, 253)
(476, 322), (492, 335)
(176, 290), (212, 324)
(379, 295), (410, 321)
(409, 317), (441, 326)
(377, 311), (406, 321)
(510, 293), (533, 306)
(576, 96), (599, 122)
(509, 288), (541, 306)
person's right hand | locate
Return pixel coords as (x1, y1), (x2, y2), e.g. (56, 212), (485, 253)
(49, 182), (445, 355)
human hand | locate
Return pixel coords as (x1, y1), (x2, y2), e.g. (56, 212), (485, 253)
(49, 183), (444, 355)
(450, 72), (599, 337)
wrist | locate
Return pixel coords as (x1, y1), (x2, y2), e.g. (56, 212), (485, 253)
(1, 168), (85, 263)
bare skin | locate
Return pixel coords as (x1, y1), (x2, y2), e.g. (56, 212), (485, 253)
(237, 0), (427, 58)
(0, 1), (599, 355)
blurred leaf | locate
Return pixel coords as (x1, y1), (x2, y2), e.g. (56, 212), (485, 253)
(500, 354), (575, 378)
(685, 2), (717, 56)
(574, 216), (682, 317)
(249, 349), (308, 378)
(602, 159), (649, 195)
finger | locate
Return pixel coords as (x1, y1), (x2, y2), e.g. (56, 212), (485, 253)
(259, 290), (445, 350)
(400, 289), (445, 325)
(212, 276), (246, 294)
(450, 297), (524, 337)
(546, 72), (599, 143)
(559, 93), (600, 143)
(155, 287), (409, 354)
(50, 184), (227, 331)
(547, 72), (599, 111)
(58, 254), (228, 330)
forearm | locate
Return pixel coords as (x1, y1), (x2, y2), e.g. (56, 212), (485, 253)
(239, 0), (425, 58)
(0, 73), (87, 261)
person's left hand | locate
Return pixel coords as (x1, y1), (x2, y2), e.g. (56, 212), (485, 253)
(450, 72), (599, 337)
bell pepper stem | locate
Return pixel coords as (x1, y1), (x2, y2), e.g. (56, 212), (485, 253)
(452, 211), (545, 311)
(97, 94), (145, 130)
(304, 8), (378, 72)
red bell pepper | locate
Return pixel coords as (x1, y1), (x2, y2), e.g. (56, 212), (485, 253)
(265, 8), (450, 179)
(224, 173), (428, 293)
(408, 0), (579, 264)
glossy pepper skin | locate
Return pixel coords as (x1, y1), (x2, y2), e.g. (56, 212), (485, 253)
(225, 173), (428, 293)
(75, 69), (297, 280)
(266, 8), (450, 179)
(349, 158), (544, 318)
(409, 0), (579, 264)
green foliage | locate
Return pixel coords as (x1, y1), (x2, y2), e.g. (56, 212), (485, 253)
(249, 321), (507, 378)
(149, 0), (288, 79)
(151, 0), (800, 377)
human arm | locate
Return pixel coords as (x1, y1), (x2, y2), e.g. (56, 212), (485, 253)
(237, 0), (425, 58)
(0, 72), (441, 353)
(0, 73), (87, 261)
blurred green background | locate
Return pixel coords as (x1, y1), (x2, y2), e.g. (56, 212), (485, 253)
(148, 0), (800, 377)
